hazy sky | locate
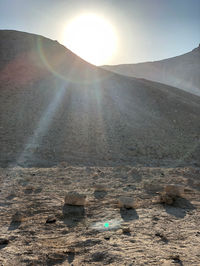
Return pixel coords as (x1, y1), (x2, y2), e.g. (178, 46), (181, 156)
(0, 0), (200, 65)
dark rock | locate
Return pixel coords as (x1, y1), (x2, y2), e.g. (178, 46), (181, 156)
(46, 216), (57, 224)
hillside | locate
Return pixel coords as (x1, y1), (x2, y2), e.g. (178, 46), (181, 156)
(0, 30), (200, 167)
(103, 45), (200, 96)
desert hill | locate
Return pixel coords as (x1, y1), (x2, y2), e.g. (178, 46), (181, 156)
(103, 45), (200, 96)
(0, 30), (200, 167)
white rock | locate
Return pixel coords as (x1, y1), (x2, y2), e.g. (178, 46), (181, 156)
(159, 192), (174, 205)
(64, 192), (86, 206)
(164, 185), (184, 197)
(118, 196), (135, 209)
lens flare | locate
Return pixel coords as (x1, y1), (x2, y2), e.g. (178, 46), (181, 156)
(64, 13), (118, 65)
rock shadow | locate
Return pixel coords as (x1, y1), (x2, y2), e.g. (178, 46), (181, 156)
(46, 253), (67, 266)
(0, 238), (9, 249)
(123, 231), (131, 236)
(94, 191), (107, 199)
(62, 204), (85, 227)
(34, 187), (43, 194)
(67, 252), (75, 264)
(8, 220), (21, 231)
(120, 207), (139, 222)
(24, 188), (33, 195)
(155, 232), (169, 244)
(6, 194), (16, 200)
(170, 255), (183, 266)
(164, 197), (196, 219)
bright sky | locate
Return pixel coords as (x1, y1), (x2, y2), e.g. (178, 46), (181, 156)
(0, 0), (200, 65)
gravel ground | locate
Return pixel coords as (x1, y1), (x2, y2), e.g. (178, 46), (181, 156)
(0, 165), (200, 265)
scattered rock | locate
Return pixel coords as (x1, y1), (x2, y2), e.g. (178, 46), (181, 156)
(170, 254), (182, 264)
(122, 227), (131, 234)
(159, 185), (185, 205)
(155, 232), (168, 243)
(64, 192), (86, 206)
(104, 235), (110, 240)
(12, 211), (23, 222)
(46, 215), (57, 224)
(118, 196), (135, 209)
(164, 185), (184, 197)
(0, 238), (9, 245)
(159, 192), (175, 205)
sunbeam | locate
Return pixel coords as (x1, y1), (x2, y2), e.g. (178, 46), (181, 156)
(18, 81), (68, 164)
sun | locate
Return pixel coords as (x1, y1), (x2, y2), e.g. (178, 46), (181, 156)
(64, 14), (118, 65)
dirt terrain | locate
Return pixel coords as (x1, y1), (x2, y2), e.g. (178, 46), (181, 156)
(0, 165), (200, 265)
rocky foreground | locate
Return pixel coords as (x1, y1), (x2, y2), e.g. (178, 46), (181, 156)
(0, 165), (199, 265)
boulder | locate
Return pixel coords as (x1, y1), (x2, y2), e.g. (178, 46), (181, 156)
(164, 185), (184, 197)
(159, 192), (174, 205)
(118, 196), (135, 209)
(64, 192), (86, 206)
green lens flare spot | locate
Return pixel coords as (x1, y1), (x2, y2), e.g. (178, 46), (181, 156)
(104, 222), (109, 228)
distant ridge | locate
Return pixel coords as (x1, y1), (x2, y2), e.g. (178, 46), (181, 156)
(103, 45), (200, 96)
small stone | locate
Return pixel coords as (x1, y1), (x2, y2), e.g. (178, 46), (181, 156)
(64, 192), (86, 206)
(0, 238), (9, 245)
(170, 254), (181, 263)
(12, 211), (23, 222)
(46, 216), (56, 224)
(164, 185), (184, 197)
(159, 184), (185, 205)
(118, 196), (135, 209)
(122, 227), (131, 234)
(159, 192), (174, 205)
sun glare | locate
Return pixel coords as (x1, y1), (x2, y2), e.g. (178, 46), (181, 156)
(64, 14), (118, 65)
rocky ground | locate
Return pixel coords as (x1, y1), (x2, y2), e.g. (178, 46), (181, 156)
(0, 164), (199, 265)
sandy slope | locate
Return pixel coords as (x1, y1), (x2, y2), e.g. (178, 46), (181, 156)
(0, 165), (200, 265)
(0, 30), (200, 167)
(103, 45), (200, 96)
